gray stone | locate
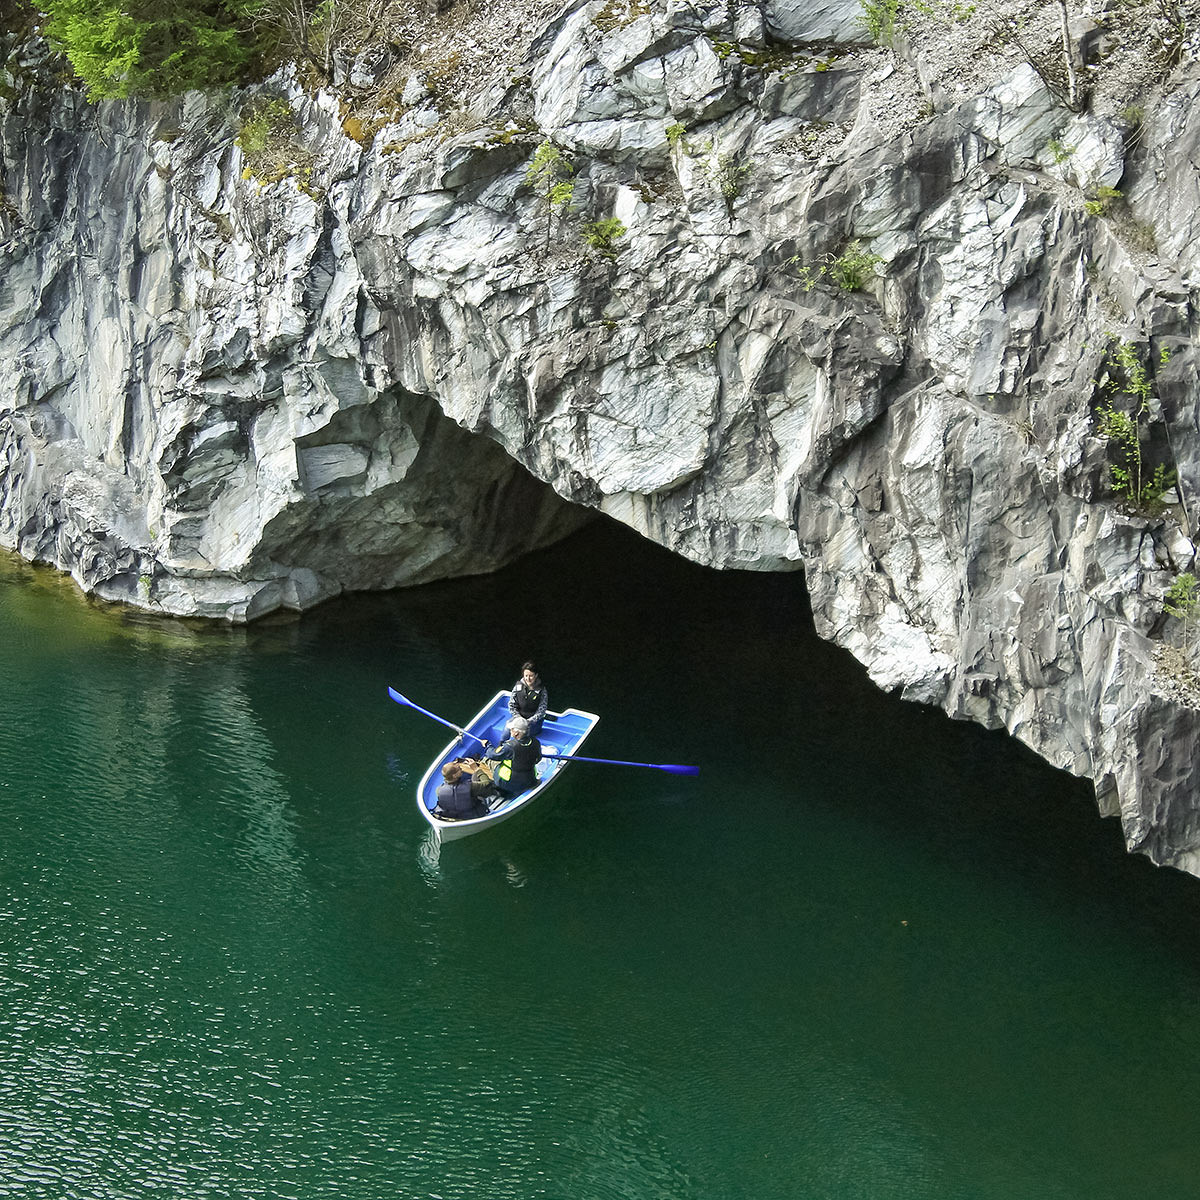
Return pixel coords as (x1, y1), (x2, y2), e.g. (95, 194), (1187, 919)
(762, 0), (865, 43)
(1, 9), (1200, 880)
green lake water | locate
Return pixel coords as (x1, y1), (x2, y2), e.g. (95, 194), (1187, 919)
(2, 522), (1200, 1199)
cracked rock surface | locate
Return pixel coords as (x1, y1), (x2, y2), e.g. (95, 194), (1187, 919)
(2, 0), (1200, 871)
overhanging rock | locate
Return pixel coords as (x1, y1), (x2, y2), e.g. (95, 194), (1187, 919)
(1, 2), (1198, 873)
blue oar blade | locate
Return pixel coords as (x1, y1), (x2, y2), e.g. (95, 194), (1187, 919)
(387, 686), (452, 729)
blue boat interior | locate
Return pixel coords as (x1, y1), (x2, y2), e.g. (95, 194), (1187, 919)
(420, 698), (597, 814)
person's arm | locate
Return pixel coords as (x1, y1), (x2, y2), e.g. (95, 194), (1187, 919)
(508, 689), (520, 716)
(535, 688), (547, 723)
(487, 737), (513, 763)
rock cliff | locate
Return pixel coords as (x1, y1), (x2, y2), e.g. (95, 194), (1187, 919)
(2, 0), (1199, 871)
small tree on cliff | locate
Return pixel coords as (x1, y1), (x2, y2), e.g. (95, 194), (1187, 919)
(1095, 337), (1176, 514)
(1165, 572), (1199, 654)
(525, 141), (575, 253)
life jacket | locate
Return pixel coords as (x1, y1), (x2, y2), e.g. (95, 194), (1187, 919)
(512, 681), (544, 718)
(435, 776), (478, 816)
(497, 736), (541, 785)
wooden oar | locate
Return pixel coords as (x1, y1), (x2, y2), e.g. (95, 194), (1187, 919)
(540, 752), (699, 776)
(387, 686), (488, 750)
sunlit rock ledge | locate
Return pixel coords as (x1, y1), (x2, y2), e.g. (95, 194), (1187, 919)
(1, 0), (1199, 873)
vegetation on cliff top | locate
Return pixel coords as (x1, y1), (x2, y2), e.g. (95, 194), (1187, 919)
(10, 0), (1193, 128)
(28, 0), (406, 99)
(40, 0), (261, 98)
(20, 0), (549, 111)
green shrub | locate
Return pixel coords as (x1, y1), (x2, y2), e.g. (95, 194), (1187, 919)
(857, 0), (902, 46)
(236, 97), (308, 184)
(1047, 138), (1075, 164)
(1095, 337), (1176, 514)
(790, 239), (884, 293)
(43, 0), (262, 99)
(525, 141), (575, 251)
(581, 217), (627, 259)
(592, 0), (650, 32)
(828, 240), (884, 290)
(707, 151), (750, 209)
(1165, 573), (1199, 653)
(236, 98), (293, 155)
(1083, 185), (1122, 217)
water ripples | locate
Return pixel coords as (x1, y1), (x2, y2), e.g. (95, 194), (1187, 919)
(0, 833), (709, 1199)
(7, 534), (1200, 1198)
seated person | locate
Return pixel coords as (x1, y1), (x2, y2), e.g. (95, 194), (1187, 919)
(508, 662), (548, 734)
(433, 761), (488, 820)
(485, 717), (542, 796)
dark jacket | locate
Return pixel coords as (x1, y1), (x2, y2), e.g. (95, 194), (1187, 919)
(487, 735), (542, 793)
(435, 776), (484, 818)
(509, 678), (548, 728)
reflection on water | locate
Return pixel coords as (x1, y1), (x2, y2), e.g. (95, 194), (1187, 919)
(417, 827), (442, 883)
(200, 664), (306, 887)
(0, 547), (253, 656)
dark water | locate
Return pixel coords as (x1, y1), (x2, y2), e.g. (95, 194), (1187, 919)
(2, 522), (1199, 1200)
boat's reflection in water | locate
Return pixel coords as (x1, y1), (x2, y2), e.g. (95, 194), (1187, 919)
(416, 827), (443, 883)
(414, 787), (567, 889)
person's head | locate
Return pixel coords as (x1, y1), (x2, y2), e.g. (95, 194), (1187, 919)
(508, 717), (529, 739)
(442, 762), (464, 783)
(521, 661), (538, 687)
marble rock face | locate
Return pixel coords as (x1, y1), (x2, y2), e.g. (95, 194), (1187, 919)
(1, 3), (1199, 873)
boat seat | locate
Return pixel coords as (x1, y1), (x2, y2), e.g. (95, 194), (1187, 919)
(536, 746), (561, 782)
